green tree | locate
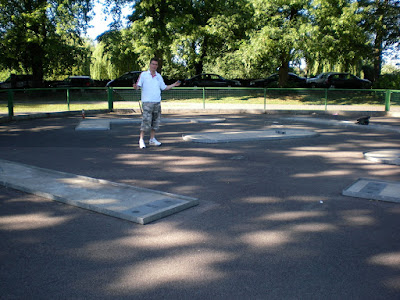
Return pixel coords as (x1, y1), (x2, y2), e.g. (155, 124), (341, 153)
(246, 0), (312, 86)
(119, 0), (251, 77)
(359, 0), (400, 81)
(126, 0), (184, 73)
(171, 0), (252, 76)
(94, 29), (140, 79)
(197, 0), (254, 77)
(305, 0), (371, 76)
(0, 0), (93, 85)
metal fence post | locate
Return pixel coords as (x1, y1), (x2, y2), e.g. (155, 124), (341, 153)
(202, 87), (205, 109)
(324, 89), (328, 111)
(264, 88), (267, 111)
(385, 90), (391, 112)
(66, 88), (70, 111)
(7, 90), (14, 118)
(107, 87), (114, 111)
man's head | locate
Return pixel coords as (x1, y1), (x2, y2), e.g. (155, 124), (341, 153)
(149, 58), (159, 73)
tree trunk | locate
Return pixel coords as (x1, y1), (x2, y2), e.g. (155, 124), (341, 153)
(278, 53), (290, 87)
(373, 30), (383, 83)
(154, 50), (164, 74)
(29, 43), (45, 88)
(194, 37), (209, 75)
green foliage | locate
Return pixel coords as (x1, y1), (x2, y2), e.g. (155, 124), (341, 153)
(305, 0), (371, 76)
(0, 0), (94, 84)
(94, 29), (140, 80)
(0, 69), (11, 82)
(243, 0), (313, 85)
(373, 71), (400, 89)
(358, 0), (400, 80)
(1, 0), (399, 84)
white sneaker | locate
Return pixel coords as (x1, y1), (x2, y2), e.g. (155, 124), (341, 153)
(139, 139), (146, 149)
(149, 138), (161, 146)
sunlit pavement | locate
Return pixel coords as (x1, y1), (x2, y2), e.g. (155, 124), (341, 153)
(1, 112), (400, 299)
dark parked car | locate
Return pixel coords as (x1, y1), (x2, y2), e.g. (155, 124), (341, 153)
(250, 73), (307, 88)
(54, 76), (94, 88)
(106, 71), (142, 87)
(307, 72), (371, 89)
(0, 74), (35, 89)
(183, 74), (241, 87)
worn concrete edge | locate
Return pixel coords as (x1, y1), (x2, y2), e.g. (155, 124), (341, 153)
(0, 159), (197, 202)
(363, 151), (400, 166)
(342, 177), (400, 203)
(0, 179), (199, 224)
(60, 197), (199, 225)
(364, 156), (400, 165)
(0, 159), (199, 224)
(182, 130), (319, 144)
(138, 201), (199, 225)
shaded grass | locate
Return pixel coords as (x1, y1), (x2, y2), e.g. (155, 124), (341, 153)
(0, 88), (395, 115)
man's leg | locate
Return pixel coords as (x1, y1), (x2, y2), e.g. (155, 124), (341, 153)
(149, 103), (161, 146)
(139, 103), (153, 149)
(150, 129), (156, 140)
(139, 130), (146, 149)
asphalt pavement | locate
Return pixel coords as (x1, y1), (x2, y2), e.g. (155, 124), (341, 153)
(1, 111), (400, 299)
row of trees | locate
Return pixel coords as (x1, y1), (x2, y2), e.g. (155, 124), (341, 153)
(0, 0), (399, 87)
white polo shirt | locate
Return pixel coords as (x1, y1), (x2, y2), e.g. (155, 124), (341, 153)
(136, 70), (167, 103)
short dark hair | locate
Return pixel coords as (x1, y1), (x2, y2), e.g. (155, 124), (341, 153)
(150, 57), (159, 64)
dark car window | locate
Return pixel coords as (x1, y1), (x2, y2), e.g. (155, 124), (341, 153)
(120, 73), (137, 81)
(119, 74), (130, 80)
(106, 71), (141, 87)
(271, 74), (279, 80)
(318, 73), (325, 78)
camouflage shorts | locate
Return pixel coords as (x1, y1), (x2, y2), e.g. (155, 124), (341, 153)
(140, 102), (161, 131)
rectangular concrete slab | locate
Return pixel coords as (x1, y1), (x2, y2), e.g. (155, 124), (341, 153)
(343, 178), (400, 203)
(182, 128), (318, 143)
(0, 159), (198, 224)
(75, 119), (111, 131)
(75, 118), (226, 131)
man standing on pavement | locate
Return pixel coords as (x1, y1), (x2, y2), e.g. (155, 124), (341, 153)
(133, 58), (181, 149)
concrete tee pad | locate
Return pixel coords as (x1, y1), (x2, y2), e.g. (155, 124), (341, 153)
(0, 159), (198, 224)
(343, 178), (400, 203)
(75, 118), (226, 131)
(364, 149), (400, 165)
(182, 128), (318, 143)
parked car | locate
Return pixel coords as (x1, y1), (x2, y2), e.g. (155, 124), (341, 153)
(53, 76), (94, 88)
(306, 72), (330, 88)
(106, 71), (142, 87)
(250, 73), (307, 88)
(307, 72), (372, 89)
(0, 74), (35, 89)
(183, 74), (241, 87)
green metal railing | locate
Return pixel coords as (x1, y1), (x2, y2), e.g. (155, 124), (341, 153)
(1, 87), (399, 120)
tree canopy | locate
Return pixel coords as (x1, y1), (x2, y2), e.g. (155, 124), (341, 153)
(0, 0), (93, 85)
(1, 0), (399, 85)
